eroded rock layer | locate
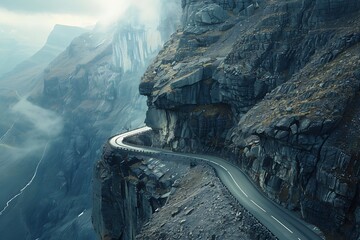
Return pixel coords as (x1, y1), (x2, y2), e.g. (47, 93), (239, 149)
(93, 144), (184, 240)
(140, 0), (360, 238)
(93, 143), (274, 240)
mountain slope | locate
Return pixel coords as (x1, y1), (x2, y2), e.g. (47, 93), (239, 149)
(0, 2), (180, 239)
(0, 24), (87, 94)
(140, 0), (360, 238)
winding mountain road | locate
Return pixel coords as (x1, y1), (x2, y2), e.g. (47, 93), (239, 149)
(109, 127), (322, 240)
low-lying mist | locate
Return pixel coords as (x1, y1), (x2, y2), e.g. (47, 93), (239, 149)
(0, 96), (63, 213)
(0, 0), (181, 238)
(12, 98), (63, 138)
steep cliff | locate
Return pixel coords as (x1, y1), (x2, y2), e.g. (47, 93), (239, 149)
(93, 139), (275, 240)
(93, 144), (188, 240)
(0, 2), (180, 239)
(0, 24), (87, 94)
(140, 0), (360, 238)
(31, 23), (174, 240)
(0, 25), (88, 240)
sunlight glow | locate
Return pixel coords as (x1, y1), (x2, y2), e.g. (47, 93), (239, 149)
(0, 7), (96, 47)
(96, 0), (161, 27)
(0, 0), (163, 49)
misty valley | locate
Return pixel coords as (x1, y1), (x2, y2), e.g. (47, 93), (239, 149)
(1, 1), (360, 240)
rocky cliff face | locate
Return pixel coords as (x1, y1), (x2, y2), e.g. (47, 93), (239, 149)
(93, 143), (187, 240)
(0, 24), (87, 95)
(140, 0), (360, 238)
(93, 137), (275, 240)
(0, 3), (180, 239)
(33, 21), (177, 240)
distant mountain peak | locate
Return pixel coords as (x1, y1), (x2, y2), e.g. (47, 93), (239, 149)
(46, 24), (88, 49)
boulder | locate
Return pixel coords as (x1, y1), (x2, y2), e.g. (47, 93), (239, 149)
(195, 4), (229, 25)
(171, 67), (204, 89)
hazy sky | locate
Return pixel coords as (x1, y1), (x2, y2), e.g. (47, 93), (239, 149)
(0, 0), (159, 49)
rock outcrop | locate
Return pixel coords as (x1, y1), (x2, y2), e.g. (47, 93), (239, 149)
(140, 0), (360, 238)
(0, 2), (181, 240)
(93, 140), (275, 240)
(93, 144), (183, 240)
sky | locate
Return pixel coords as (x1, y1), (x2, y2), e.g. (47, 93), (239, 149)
(0, 0), (161, 49)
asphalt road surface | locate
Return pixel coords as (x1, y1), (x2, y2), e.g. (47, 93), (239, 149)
(109, 127), (323, 240)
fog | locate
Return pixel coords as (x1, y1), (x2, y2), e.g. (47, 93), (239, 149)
(0, 0), (180, 76)
(0, 96), (63, 214)
(0, 0), (181, 238)
(0, 92), (63, 161)
(12, 98), (63, 137)
(0, 0), (178, 188)
(0, 0), (180, 48)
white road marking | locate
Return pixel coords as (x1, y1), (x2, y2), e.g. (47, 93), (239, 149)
(250, 199), (267, 212)
(271, 215), (293, 234)
(110, 127), (323, 240)
(0, 142), (48, 216)
(195, 157), (249, 198)
(112, 128), (250, 198)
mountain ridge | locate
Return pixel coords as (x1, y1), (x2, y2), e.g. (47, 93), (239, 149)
(0, 24), (87, 94)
